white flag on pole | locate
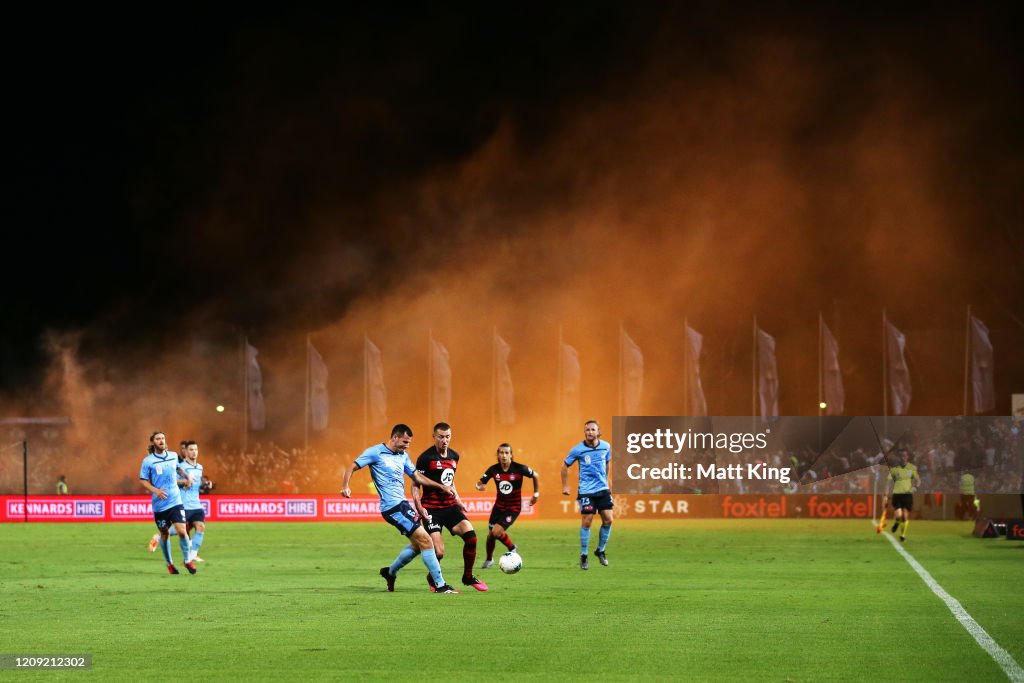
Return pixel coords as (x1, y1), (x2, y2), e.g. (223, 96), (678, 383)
(685, 324), (708, 416)
(495, 334), (515, 425)
(308, 341), (329, 431)
(756, 328), (779, 418)
(246, 342), (266, 431)
(365, 336), (387, 427)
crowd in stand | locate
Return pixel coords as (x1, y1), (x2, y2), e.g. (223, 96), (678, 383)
(2, 418), (1021, 497)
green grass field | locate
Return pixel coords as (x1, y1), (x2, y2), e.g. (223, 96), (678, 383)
(1, 520), (1021, 681)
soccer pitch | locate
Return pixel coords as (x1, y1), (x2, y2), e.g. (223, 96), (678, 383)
(2, 520), (1021, 681)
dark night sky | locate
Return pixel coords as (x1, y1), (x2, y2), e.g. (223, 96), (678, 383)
(4, 2), (1023, 405)
(6, 5), (643, 380)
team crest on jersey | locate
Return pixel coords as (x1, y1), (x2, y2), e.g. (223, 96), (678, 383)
(155, 464), (163, 475)
(584, 455), (592, 465)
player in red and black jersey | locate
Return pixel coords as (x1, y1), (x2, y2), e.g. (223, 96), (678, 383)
(412, 422), (488, 592)
(475, 443), (539, 569)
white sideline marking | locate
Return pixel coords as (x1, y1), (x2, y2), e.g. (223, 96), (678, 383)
(882, 529), (1024, 682)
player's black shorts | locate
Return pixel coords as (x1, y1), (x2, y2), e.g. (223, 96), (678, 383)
(578, 490), (613, 515)
(892, 493), (913, 511)
(153, 504), (186, 530)
(423, 505), (468, 535)
(382, 501), (421, 537)
(184, 508), (205, 524)
(488, 506), (521, 529)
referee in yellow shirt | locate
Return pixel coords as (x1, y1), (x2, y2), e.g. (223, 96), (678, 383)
(884, 447), (920, 542)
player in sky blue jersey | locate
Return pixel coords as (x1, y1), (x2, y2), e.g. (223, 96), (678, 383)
(139, 431), (197, 575)
(562, 419), (614, 570)
(178, 441), (207, 563)
(340, 424), (462, 594)
(149, 440), (192, 553)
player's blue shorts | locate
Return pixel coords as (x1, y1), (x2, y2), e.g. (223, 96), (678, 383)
(577, 490), (613, 515)
(184, 508), (205, 524)
(154, 504), (186, 530)
(382, 501), (421, 537)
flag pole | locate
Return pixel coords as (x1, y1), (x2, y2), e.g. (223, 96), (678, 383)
(752, 316), (758, 426)
(962, 305), (972, 416)
(242, 335), (249, 454)
(362, 334), (368, 447)
(491, 326), (497, 445)
(818, 312), (824, 417)
(428, 329), (433, 429)
(304, 335), (311, 452)
(882, 310), (888, 419)
(556, 325), (563, 434)
(22, 440), (28, 523)
(618, 321), (624, 416)
(683, 317), (690, 416)
(816, 312), (823, 453)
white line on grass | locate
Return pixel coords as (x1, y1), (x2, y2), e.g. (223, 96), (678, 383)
(882, 530), (1024, 682)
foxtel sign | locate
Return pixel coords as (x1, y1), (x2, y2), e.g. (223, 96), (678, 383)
(719, 495), (872, 518)
(553, 494), (874, 519)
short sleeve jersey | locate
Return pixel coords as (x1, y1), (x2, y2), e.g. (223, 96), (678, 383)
(564, 440), (611, 495)
(890, 462), (919, 495)
(416, 446), (460, 508)
(479, 462), (535, 511)
(354, 444), (417, 512)
(180, 461), (204, 510)
(139, 451), (184, 512)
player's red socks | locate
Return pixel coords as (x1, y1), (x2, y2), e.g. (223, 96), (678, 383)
(485, 535), (496, 561)
(461, 531), (478, 578)
(496, 531), (514, 550)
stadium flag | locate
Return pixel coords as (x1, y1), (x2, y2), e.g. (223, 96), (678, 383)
(430, 338), (452, 422)
(821, 320), (845, 416)
(685, 324), (708, 416)
(364, 336), (387, 427)
(756, 327), (779, 418)
(970, 315), (995, 414)
(245, 342), (266, 431)
(560, 341), (582, 429)
(885, 321), (912, 415)
(620, 327), (644, 414)
(494, 333), (516, 425)
(308, 341), (329, 431)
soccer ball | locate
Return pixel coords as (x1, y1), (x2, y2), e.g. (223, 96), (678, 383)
(498, 551), (522, 574)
